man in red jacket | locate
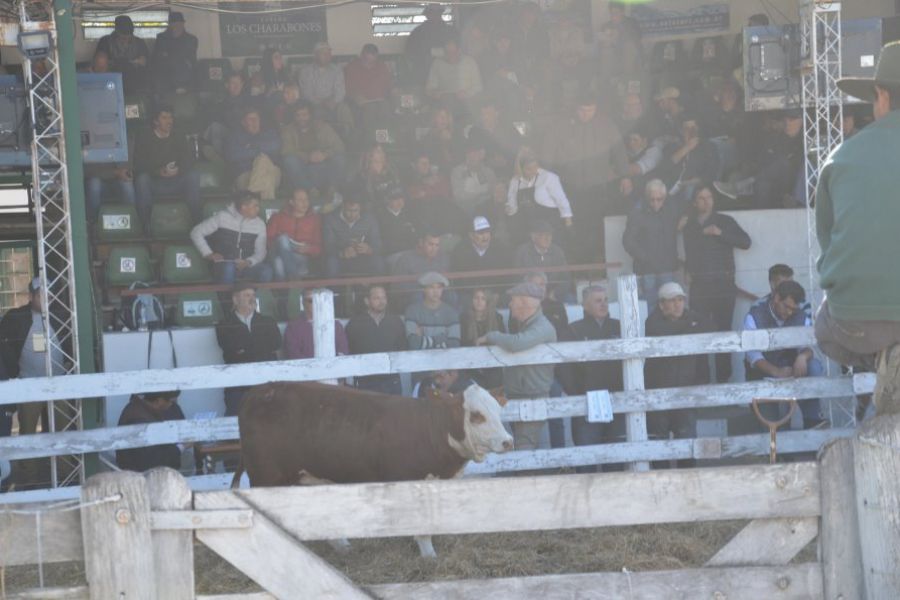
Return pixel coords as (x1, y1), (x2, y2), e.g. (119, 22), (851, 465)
(266, 188), (323, 280)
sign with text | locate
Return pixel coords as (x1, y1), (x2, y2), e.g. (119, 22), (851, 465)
(632, 3), (730, 37)
(218, 2), (326, 57)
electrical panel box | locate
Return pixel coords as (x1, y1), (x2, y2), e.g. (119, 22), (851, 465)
(0, 72), (127, 168)
(77, 73), (128, 164)
(743, 24), (802, 112)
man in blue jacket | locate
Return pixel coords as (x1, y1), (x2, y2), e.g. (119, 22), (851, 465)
(225, 107), (282, 200)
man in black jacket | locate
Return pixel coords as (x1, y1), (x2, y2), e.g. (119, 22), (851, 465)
(116, 391), (185, 472)
(681, 185), (751, 382)
(450, 216), (510, 298)
(622, 179), (682, 305)
(346, 285), (407, 394)
(559, 284), (624, 470)
(644, 282), (712, 441)
(215, 284), (282, 416)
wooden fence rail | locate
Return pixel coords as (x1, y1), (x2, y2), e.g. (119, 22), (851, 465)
(3, 415), (899, 599)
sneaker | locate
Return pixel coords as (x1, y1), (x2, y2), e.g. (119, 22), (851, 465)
(874, 344), (900, 416)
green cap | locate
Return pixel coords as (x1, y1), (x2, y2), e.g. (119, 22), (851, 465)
(838, 41), (900, 103)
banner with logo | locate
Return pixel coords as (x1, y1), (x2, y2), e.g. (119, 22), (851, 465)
(218, 2), (326, 57)
(631, 3), (730, 37)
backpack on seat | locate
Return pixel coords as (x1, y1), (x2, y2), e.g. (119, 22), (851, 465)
(119, 281), (166, 331)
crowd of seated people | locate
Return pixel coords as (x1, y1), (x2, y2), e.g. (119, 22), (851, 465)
(70, 4), (849, 449)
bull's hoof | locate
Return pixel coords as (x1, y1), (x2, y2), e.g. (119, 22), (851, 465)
(415, 535), (438, 559)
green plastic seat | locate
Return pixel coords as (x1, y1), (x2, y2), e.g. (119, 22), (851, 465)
(202, 198), (231, 220)
(254, 288), (277, 319)
(149, 202), (193, 239)
(123, 94), (148, 122)
(95, 203), (141, 241)
(106, 245), (153, 287)
(260, 197), (285, 223)
(196, 59), (233, 93)
(174, 292), (222, 328)
(195, 160), (228, 195)
(286, 287), (314, 321)
(160, 245), (210, 284)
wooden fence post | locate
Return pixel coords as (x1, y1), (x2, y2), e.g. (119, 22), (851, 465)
(145, 467), (194, 599)
(617, 274), (649, 472)
(853, 414), (900, 598)
(818, 437), (864, 599)
(80, 471), (156, 600)
(312, 288), (337, 385)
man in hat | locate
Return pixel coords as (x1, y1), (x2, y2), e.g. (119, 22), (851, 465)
(451, 216), (511, 292)
(151, 11), (198, 93)
(96, 15), (149, 93)
(644, 282), (711, 441)
(403, 3), (455, 86)
(404, 272), (460, 350)
(815, 41), (900, 416)
(514, 219), (572, 302)
(476, 281), (556, 450)
(299, 41), (354, 137)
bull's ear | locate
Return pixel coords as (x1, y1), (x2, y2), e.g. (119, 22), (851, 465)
(430, 389), (462, 405)
(489, 387), (508, 407)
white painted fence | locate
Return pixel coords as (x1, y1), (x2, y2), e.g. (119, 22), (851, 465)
(0, 275), (870, 504)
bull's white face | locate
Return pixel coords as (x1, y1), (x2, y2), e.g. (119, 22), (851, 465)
(448, 384), (513, 462)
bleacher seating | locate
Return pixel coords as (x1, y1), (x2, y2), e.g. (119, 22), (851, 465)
(149, 202), (193, 239)
(106, 245), (153, 287)
(174, 291), (222, 327)
(95, 204), (141, 242)
(160, 245), (210, 284)
(255, 287), (277, 319)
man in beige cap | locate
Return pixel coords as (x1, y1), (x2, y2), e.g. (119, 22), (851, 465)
(815, 41), (900, 416)
(404, 272), (460, 350)
(476, 282), (556, 450)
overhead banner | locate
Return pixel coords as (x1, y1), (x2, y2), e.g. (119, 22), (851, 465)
(218, 2), (326, 57)
(631, 3), (730, 37)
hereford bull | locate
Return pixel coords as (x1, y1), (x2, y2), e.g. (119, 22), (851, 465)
(232, 380), (513, 557)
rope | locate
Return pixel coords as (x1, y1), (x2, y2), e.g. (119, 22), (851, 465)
(1, 494), (121, 590)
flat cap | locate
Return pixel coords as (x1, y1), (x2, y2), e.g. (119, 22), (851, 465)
(418, 271), (449, 287)
(507, 282), (545, 300)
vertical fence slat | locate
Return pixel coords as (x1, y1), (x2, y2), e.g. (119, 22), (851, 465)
(853, 414), (900, 598)
(819, 437), (864, 600)
(146, 467), (194, 599)
(80, 472), (156, 600)
(312, 288), (337, 385)
(618, 274), (649, 471)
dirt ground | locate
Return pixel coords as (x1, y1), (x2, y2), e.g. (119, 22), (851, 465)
(3, 521), (767, 596)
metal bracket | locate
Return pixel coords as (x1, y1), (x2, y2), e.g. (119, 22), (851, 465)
(586, 390), (613, 423)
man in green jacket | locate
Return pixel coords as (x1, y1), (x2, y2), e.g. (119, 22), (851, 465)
(477, 282), (557, 450)
(280, 100), (346, 202)
(815, 41), (900, 415)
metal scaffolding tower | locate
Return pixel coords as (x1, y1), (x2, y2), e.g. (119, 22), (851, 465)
(20, 1), (85, 487)
(800, 0), (854, 427)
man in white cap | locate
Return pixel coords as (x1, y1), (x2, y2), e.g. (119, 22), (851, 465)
(450, 216), (511, 294)
(644, 282), (711, 443)
(477, 281), (556, 450)
(815, 41), (900, 416)
(298, 41), (353, 136)
(404, 272), (460, 350)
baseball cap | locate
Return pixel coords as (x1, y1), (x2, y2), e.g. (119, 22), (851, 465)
(506, 282), (545, 300)
(472, 216), (491, 232)
(658, 282), (686, 300)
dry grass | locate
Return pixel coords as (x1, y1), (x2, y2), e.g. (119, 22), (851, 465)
(4, 514), (825, 597)
(1, 521), (751, 595)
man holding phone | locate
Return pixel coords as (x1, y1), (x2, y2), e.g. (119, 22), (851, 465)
(134, 105), (202, 223)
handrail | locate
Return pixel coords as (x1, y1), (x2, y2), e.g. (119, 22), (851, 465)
(118, 262), (622, 296)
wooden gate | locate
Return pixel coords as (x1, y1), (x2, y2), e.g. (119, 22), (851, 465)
(3, 414), (899, 599)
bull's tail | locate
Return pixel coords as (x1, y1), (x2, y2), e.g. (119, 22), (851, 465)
(230, 456), (244, 489)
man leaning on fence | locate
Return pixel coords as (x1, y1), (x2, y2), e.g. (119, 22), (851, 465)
(477, 282), (556, 451)
(815, 41), (900, 416)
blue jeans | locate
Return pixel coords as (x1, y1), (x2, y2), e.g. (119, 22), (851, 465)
(213, 260), (274, 284)
(639, 272), (678, 308)
(282, 154), (345, 198)
(86, 176), (137, 221)
(135, 169), (203, 223)
(271, 234), (311, 280)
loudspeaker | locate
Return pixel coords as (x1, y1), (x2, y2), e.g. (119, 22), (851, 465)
(743, 24), (802, 112)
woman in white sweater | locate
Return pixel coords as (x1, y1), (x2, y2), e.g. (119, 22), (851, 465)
(506, 148), (573, 242)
